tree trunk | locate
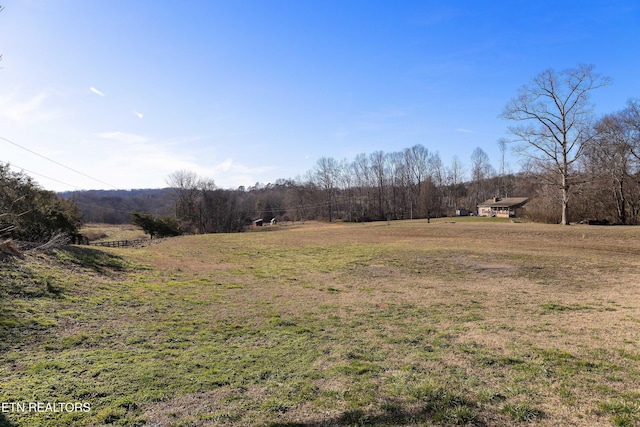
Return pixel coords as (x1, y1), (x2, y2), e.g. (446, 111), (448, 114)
(561, 171), (570, 225)
(617, 178), (627, 225)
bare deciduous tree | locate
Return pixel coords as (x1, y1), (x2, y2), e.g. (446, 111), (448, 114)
(313, 157), (339, 222)
(403, 144), (433, 218)
(502, 64), (610, 225)
(581, 100), (640, 224)
(469, 147), (495, 208)
(352, 153), (373, 221)
(623, 99), (640, 161)
(370, 151), (388, 220)
(167, 170), (202, 232)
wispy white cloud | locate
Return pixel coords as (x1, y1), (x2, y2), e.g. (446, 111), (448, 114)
(0, 90), (61, 124)
(201, 158), (278, 188)
(90, 87), (105, 96)
(202, 158), (276, 178)
(215, 158), (233, 172)
(87, 133), (278, 189)
(133, 111), (144, 119)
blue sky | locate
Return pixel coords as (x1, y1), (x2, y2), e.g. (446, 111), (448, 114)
(1, 1), (639, 191)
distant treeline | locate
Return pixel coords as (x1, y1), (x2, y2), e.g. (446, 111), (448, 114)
(62, 89), (640, 234)
(6, 65), (640, 238)
(62, 142), (640, 231)
(59, 189), (176, 224)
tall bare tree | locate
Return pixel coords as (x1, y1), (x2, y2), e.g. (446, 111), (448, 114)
(370, 151), (388, 220)
(167, 170), (201, 232)
(352, 153), (373, 221)
(313, 157), (339, 221)
(403, 144), (432, 218)
(444, 156), (466, 213)
(502, 64), (610, 225)
(469, 147), (495, 208)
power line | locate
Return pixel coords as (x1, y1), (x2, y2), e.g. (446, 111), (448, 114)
(3, 163), (171, 217)
(2, 162), (151, 218)
(0, 135), (118, 189)
(4, 161), (84, 190)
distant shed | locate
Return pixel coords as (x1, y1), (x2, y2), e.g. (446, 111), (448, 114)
(253, 219), (264, 227)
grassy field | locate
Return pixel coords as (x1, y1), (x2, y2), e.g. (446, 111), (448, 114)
(1, 219), (640, 426)
(80, 224), (147, 242)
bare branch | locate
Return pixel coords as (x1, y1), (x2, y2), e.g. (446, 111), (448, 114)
(502, 64), (610, 224)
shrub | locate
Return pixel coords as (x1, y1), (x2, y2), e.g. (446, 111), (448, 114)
(131, 211), (181, 239)
(0, 163), (82, 242)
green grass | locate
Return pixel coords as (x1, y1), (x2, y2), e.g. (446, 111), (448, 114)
(599, 399), (640, 426)
(501, 402), (545, 422)
(2, 220), (640, 425)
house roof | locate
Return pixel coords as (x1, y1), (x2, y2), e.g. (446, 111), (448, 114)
(477, 197), (528, 208)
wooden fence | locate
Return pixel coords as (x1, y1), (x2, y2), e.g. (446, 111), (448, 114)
(90, 239), (149, 248)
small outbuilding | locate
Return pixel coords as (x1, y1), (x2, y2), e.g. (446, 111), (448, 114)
(477, 197), (528, 218)
(253, 219), (264, 227)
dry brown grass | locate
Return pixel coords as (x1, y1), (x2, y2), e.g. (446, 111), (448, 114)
(80, 223), (146, 242)
(3, 219), (640, 426)
(0, 239), (22, 258)
(121, 219), (640, 426)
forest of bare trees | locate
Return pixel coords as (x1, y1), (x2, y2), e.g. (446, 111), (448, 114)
(139, 128), (634, 232)
(64, 66), (640, 232)
(142, 144), (509, 233)
(65, 102), (640, 232)
(66, 96), (640, 232)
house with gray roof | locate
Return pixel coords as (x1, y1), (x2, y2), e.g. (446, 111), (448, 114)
(477, 197), (528, 218)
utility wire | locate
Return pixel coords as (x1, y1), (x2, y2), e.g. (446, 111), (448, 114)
(2, 162), (153, 218)
(4, 161), (84, 190)
(0, 135), (118, 189)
